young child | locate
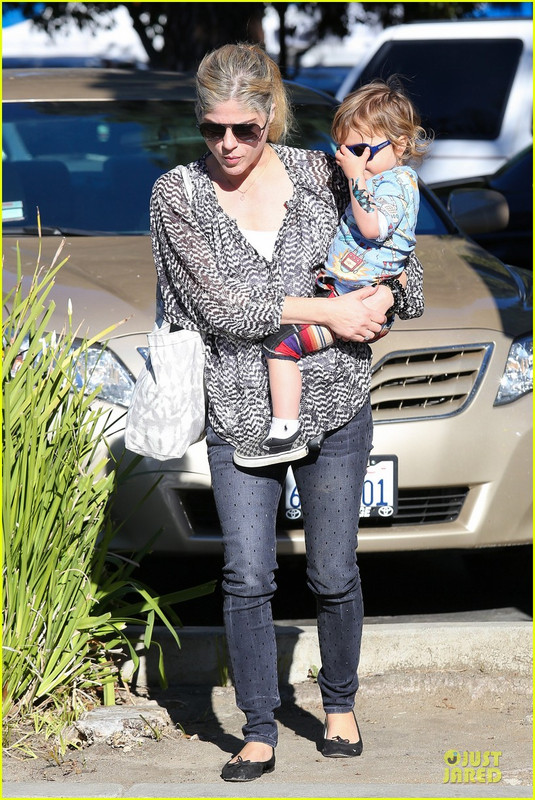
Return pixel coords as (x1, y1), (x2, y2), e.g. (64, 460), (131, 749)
(234, 78), (429, 468)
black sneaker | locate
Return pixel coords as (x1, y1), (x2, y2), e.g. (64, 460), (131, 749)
(233, 435), (309, 468)
(262, 429), (300, 453)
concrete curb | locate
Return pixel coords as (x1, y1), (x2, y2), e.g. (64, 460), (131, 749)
(121, 621), (533, 688)
(3, 781), (533, 798)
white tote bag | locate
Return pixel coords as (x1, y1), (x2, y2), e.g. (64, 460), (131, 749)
(124, 166), (206, 460)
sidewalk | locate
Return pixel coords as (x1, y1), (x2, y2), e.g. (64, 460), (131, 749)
(3, 621), (533, 799)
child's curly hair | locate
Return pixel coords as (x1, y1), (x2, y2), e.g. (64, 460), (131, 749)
(331, 76), (432, 165)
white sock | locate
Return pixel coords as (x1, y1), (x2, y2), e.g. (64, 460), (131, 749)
(268, 417), (300, 440)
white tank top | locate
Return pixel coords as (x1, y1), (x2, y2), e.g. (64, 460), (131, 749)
(240, 228), (278, 262)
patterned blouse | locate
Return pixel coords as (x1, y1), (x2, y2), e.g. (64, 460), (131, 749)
(150, 145), (424, 454)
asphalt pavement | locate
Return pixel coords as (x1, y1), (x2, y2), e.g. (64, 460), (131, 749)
(3, 619), (532, 799)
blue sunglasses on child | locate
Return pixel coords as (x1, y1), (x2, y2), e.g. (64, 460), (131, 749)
(345, 140), (391, 160)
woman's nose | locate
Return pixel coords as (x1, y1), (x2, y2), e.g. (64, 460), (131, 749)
(222, 128), (238, 149)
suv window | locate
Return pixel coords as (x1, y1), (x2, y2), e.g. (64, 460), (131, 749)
(355, 39), (523, 140)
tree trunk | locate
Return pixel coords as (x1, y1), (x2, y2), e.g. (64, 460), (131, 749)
(274, 3), (289, 78)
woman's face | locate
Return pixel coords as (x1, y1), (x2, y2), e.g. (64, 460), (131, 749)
(200, 99), (271, 177)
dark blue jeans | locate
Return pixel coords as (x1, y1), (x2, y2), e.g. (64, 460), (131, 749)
(206, 401), (373, 748)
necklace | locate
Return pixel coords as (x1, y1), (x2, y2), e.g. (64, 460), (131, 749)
(222, 148), (272, 201)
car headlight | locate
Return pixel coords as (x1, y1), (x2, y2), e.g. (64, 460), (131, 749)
(7, 333), (136, 407)
(72, 340), (136, 407)
(494, 334), (533, 406)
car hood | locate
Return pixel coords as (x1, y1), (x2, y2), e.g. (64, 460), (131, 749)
(3, 235), (156, 340)
(413, 236), (531, 337)
(3, 232), (531, 342)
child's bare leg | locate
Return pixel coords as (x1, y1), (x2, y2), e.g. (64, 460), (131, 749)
(262, 357), (302, 451)
(267, 358), (302, 420)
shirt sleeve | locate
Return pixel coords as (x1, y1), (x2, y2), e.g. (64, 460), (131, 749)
(150, 168), (285, 340)
(376, 210), (389, 240)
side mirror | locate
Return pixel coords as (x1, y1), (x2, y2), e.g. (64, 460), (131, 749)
(447, 188), (509, 235)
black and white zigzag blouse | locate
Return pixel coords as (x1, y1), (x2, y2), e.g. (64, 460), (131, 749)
(150, 144), (424, 452)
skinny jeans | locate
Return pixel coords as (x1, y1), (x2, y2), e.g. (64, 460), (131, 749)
(206, 401), (373, 748)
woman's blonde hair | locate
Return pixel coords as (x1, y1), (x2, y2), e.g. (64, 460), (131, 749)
(331, 77), (432, 164)
(195, 43), (294, 143)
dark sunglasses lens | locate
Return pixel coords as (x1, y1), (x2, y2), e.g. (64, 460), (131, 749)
(348, 144), (367, 157)
(199, 123), (262, 142)
(199, 123), (226, 140)
(232, 124), (262, 142)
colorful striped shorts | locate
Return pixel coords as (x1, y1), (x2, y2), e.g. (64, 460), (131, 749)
(262, 323), (335, 362)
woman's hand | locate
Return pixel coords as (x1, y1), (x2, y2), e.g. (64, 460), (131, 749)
(281, 287), (387, 342)
(325, 286), (386, 342)
(362, 272), (407, 317)
(362, 283), (396, 316)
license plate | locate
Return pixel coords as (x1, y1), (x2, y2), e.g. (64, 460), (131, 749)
(282, 456), (398, 521)
(360, 456), (398, 518)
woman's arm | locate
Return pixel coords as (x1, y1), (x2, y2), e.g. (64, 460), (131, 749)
(282, 285), (386, 341)
(360, 270), (408, 317)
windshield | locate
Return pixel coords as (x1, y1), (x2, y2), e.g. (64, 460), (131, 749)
(2, 99), (446, 236)
(2, 100), (208, 234)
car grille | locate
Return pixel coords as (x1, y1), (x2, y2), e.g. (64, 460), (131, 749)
(371, 344), (493, 422)
(360, 486), (469, 527)
(177, 485), (468, 535)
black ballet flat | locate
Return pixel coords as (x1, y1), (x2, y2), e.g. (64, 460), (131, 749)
(321, 714), (363, 758)
(220, 750), (276, 782)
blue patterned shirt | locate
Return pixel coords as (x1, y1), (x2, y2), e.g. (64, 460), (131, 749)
(323, 166), (419, 294)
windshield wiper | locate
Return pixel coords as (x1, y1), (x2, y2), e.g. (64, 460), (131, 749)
(24, 225), (64, 235)
(4, 226), (146, 236)
(4, 226), (97, 236)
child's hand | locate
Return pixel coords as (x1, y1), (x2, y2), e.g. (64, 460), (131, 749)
(335, 144), (369, 182)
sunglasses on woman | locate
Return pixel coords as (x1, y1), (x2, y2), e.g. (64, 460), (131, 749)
(345, 140), (391, 160)
(198, 119), (269, 143)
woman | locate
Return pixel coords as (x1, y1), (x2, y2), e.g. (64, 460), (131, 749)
(150, 43), (424, 782)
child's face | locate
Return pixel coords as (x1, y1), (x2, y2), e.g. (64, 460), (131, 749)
(342, 126), (404, 177)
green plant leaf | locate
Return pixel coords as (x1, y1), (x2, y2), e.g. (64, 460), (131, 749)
(3, 236), (217, 730)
